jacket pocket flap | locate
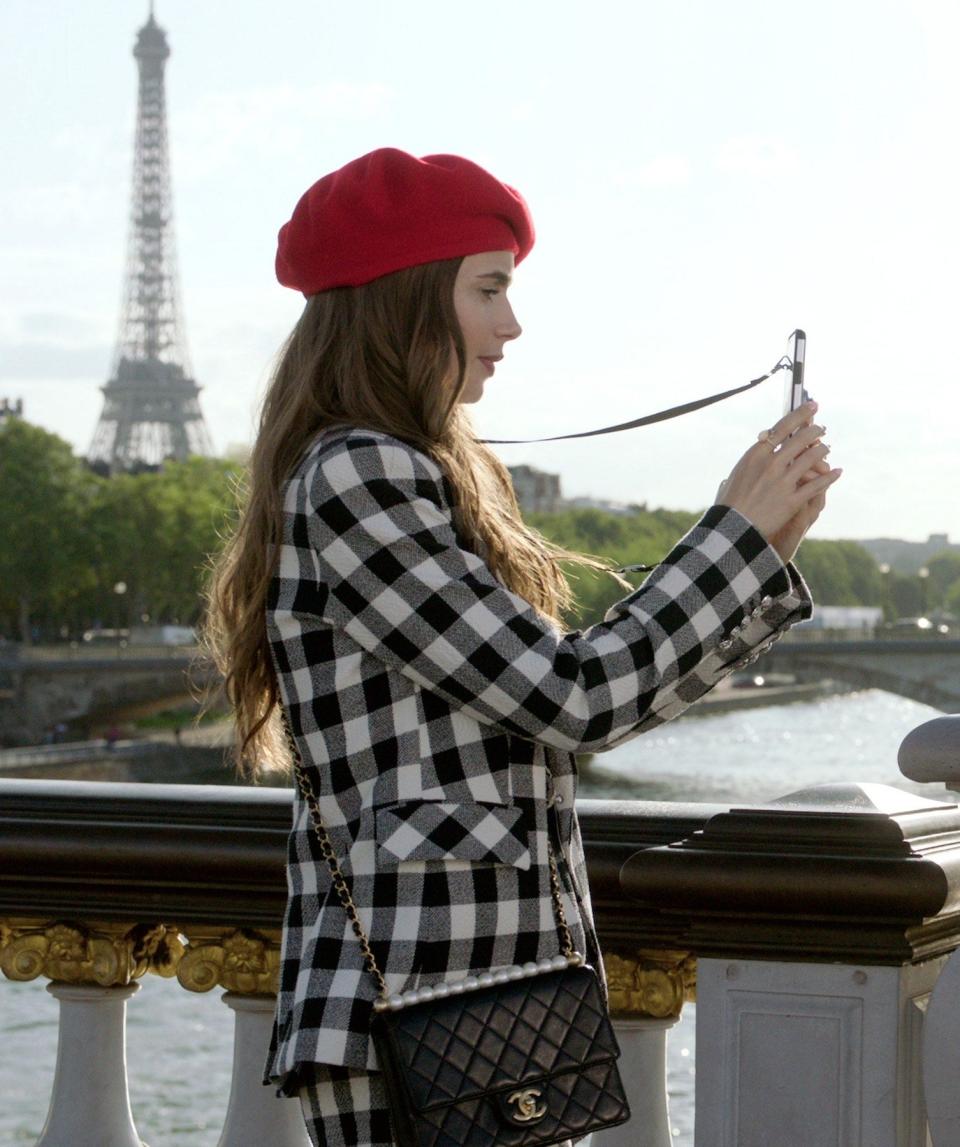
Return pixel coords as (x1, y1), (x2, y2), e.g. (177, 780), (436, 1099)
(375, 801), (530, 869)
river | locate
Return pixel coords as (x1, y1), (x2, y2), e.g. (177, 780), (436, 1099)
(0, 689), (947, 1145)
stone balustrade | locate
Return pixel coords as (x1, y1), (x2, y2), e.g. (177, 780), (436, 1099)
(0, 781), (712, 1146)
(5, 755), (960, 1146)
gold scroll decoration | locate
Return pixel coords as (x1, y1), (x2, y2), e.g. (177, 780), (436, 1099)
(177, 927), (281, 995)
(604, 949), (696, 1020)
(0, 919), (184, 987)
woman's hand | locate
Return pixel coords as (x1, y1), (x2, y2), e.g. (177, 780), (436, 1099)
(716, 401), (842, 564)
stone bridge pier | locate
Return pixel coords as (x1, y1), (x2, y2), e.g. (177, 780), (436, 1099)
(761, 638), (960, 712)
(0, 650), (215, 745)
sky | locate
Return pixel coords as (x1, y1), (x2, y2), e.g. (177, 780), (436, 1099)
(2, 0), (958, 543)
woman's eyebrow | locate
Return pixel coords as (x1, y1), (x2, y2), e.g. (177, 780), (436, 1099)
(476, 270), (512, 286)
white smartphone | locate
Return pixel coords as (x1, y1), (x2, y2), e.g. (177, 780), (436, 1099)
(783, 329), (807, 414)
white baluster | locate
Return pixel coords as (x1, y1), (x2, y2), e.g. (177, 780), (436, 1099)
(592, 1016), (677, 1147)
(215, 992), (311, 1147)
(36, 981), (144, 1147)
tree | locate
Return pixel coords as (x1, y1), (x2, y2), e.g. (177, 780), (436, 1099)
(794, 540), (883, 606)
(889, 573), (925, 619)
(528, 508), (888, 629)
(528, 506), (699, 629)
(0, 419), (99, 642)
(83, 456), (239, 628)
(926, 552), (960, 609)
(0, 417), (241, 642)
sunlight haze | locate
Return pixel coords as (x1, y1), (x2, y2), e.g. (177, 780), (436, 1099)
(2, 0), (957, 541)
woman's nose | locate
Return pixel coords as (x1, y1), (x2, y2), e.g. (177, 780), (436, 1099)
(497, 304), (522, 341)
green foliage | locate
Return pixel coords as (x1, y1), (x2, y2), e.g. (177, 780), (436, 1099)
(82, 457), (241, 627)
(925, 552), (960, 610)
(0, 419), (100, 641)
(0, 418), (240, 642)
(5, 416), (949, 641)
(793, 539), (883, 606)
(887, 573), (925, 619)
(528, 506), (698, 629)
(530, 507), (891, 628)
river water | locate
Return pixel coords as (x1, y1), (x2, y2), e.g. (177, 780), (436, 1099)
(0, 689), (947, 1145)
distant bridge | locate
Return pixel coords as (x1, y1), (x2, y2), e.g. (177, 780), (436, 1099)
(761, 638), (960, 712)
(0, 647), (214, 745)
(2, 638), (959, 747)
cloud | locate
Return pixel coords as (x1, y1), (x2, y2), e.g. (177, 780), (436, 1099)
(19, 312), (104, 341)
(614, 154), (691, 189)
(173, 81), (395, 179)
(0, 312), (114, 387)
(0, 342), (110, 381)
(0, 182), (124, 231)
(714, 136), (799, 180)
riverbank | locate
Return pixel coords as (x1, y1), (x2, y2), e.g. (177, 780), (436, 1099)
(689, 676), (850, 715)
(0, 681), (846, 783)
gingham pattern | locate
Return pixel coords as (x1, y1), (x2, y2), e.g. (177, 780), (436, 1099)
(299, 1066), (395, 1147)
(266, 428), (812, 1095)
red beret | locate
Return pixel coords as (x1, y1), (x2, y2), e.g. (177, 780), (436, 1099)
(276, 148), (534, 295)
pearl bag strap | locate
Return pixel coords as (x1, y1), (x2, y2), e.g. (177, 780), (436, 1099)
(280, 711), (577, 1002)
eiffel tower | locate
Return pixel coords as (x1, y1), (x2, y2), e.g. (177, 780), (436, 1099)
(89, 5), (213, 472)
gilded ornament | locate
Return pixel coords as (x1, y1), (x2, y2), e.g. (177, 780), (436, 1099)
(604, 949), (696, 1019)
(178, 928), (281, 995)
(0, 919), (187, 987)
(1, 931), (48, 982)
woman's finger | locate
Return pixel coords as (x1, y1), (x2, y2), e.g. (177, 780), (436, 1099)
(798, 459), (831, 483)
(790, 466), (842, 504)
(757, 400), (817, 449)
(788, 440), (831, 473)
(772, 424), (827, 468)
(774, 399), (818, 437)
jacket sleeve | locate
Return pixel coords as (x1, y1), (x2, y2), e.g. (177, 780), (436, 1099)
(290, 433), (811, 754)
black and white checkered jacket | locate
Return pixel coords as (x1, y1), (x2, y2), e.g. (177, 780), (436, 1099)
(264, 427), (812, 1093)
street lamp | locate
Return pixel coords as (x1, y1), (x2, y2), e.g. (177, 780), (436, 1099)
(113, 582), (128, 644)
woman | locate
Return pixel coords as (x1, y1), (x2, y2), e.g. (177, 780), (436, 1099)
(206, 148), (840, 1147)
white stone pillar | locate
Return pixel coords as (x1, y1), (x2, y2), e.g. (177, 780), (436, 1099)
(694, 956), (944, 1147)
(921, 947), (960, 1145)
(36, 981), (144, 1147)
(215, 992), (311, 1147)
(592, 1016), (677, 1147)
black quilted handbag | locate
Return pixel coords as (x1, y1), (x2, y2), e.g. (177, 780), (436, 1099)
(371, 959), (629, 1146)
(286, 717), (631, 1146)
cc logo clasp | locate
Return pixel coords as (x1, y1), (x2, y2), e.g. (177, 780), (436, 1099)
(506, 1087), (547, 1123)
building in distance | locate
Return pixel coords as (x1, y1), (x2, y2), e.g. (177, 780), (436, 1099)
(508, 465), (563, 514)
(508, 464), (640, 516)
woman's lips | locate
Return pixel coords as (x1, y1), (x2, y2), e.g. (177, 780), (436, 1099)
(479, 356), (499, 375)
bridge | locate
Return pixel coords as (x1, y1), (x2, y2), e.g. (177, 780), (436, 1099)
(8, 737), (960, 1145)
(0, 646), (211, 746)
(762, 637), (960, 712)
(2, 637), (959, 748)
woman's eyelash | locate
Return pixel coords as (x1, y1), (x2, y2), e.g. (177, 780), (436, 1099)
(481, 288), (499, 298)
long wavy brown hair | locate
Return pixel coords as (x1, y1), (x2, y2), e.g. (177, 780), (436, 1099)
(204, 257), (618, 778)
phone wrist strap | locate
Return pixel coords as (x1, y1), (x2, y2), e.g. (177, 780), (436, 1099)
(481, 357), (791, 445)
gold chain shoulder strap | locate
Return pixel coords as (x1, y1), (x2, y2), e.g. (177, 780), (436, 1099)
(281, 711), (576, 1002)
